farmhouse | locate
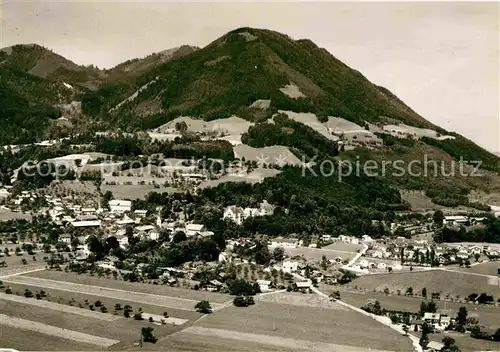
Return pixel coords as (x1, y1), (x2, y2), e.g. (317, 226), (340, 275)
(222, 200), (274, 225)
(282, 260), (299, 273)
(109, 200), (132, 213)
(70, 220), (101, 228)
(257, 280), (272, 292)
(444, 215), (467, 226)
(270, 237), (300, 248)
(295, 281), (311, 293)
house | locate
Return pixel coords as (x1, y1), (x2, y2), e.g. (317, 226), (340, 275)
(377, 262), (387, 270)
(270, 238), (300, 248)
(60, 234), (72, 244)
(186, 224), (205, 237)
(444, 215), (467, 226)
(372, 250), (384, 258)
(109, 200), (132, 213)
(204, 279), (224, 292)
(222, 201), (274, 225)
(457, 249), (469, 259)
(70, 220), (101, 228)
(321, 234), (332, 241)
(362, 235), (374, 242)
(282, 260), (299, 273)
(423, 313), (441, 324)
(257, 280), (272, 292)
(133, 209), (148, 217)
(223, 206), (245, 225)
(469, 245), (482, 255)
(295, 281), (311, 292)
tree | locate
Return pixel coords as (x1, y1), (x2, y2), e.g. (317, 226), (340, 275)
(272, 247), (284, 262)
(114, 303), (122, 311)
(134, 311), (143, 320)
(402, 325), (409, 336)
(441, 336), (461, 352)
(421, 287), (427, 298)
(456, 306), (468, 326)
(493, 328), (500, 342)
(141, 327), (157, 343)
(163, 311), (169, 318)
(24, 288), (33, 298)
(433, 210), (444, 227)
(233, 296), (248, 307)
(419, 331), (429, 349)
(405, 287), (413, 296)
(474, 253), (480, 262)
(172, 231), (187, 243)
(195, 300), (212, 314)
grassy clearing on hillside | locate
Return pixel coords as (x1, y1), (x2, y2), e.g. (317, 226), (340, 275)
(27, 270), (230, 303)
(346, 270), (500, 300)
(198, 302), (412, 351)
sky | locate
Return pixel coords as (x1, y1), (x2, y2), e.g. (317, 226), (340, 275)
(1, 1), (499, 152)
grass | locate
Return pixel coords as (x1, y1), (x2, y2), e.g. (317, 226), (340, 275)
(6, 275), (224, 311)
(325, 286), (500, 329)
(427, 331), (500, 352)
(454, 260), (500, 276)
(322, 242), (363, 252)
(0, 252), (45, 276)
(197, 301), (413, 351)
(345, 270), (500, 299)
(280, 246), (357, 261)
(100, 184), (179, 200)
(26, 270), (230, 303)
(0, 325), (97, 351)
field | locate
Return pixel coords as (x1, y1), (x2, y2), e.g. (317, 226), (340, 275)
(427, 331), (500, 352)
(27, 270), (231, 303)
(100, 184), (179, 200)
(280, 246), (357, 261)
(455, 260), (500, 276)
(324, 287), (500, 329)
(0, 295), (186, 351)
(0, 252), (45, 277)
(195, 301), (413, 351)
(5, 275), (225, 311)
(0, 268), (208, 351)
(345, 269), (500, 299)
(323, 242), (363, 252)
(233, 144), (303, 166)
(257, 291), (348, 310)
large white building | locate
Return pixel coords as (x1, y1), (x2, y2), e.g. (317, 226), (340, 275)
(222, 200), (274, 225)
(109, 200), (132, 213)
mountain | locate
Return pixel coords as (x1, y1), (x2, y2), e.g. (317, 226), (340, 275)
(2, 27), (499, 208)
(104, 45), (198, 83)
(0, 44), (104, 90)
(0, 44), (197, 144)
(104, 27), (437, 129)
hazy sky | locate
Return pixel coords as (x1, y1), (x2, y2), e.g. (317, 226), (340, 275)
(1, 1), (499, 152)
